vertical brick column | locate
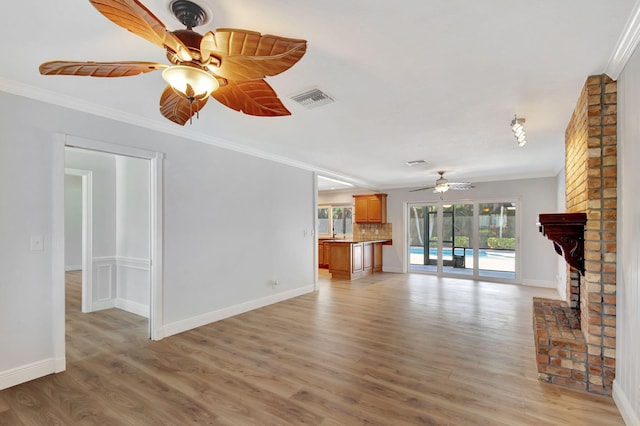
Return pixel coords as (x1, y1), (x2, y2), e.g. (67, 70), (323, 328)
(563, 74), (617, 395)
(583, 75), (617, 393)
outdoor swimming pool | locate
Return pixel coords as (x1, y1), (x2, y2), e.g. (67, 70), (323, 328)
(409, 247), (514, 259)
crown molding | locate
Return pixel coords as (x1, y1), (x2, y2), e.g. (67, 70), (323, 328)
(605, 0), (640, 80)
(0, 76), (374, 189)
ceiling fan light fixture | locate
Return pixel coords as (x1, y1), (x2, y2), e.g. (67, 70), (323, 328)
(434, 184), (449, 193)
(162, 65), (219, 102)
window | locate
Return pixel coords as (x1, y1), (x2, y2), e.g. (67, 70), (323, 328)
(332, 207), (353, 235)
(317, 205), (353, 237)
(317, 206), (330, 235)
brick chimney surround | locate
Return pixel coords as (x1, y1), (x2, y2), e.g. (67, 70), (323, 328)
(532, 74), (617, 395)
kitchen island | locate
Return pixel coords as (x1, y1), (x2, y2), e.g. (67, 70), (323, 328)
(324, 238), (391, 280)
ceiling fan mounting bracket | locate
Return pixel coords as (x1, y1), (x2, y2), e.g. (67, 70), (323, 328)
(170, 0), (208, 29)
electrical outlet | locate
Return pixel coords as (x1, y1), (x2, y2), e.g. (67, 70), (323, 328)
(273, 279), (279, 288)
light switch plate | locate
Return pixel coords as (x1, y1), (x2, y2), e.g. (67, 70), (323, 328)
(30, 235), (44, 251)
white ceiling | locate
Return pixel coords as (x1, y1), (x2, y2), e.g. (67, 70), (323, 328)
(2, 0), (638, 190)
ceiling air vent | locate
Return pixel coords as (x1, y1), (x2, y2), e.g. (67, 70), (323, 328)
(290, 88), (335, 109)
(406, 160), (427, 166)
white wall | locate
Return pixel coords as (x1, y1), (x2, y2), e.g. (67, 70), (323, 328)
(0, 91), (315, 389)
(162, 143), (315, 325)
(613, 42), (640, 425)
(64, 174), (82, 270)
(65, 149), (117, 258)
(115, 155), (150, 314)
(116, 156), (149, 260)
(0, 105), (57, 382)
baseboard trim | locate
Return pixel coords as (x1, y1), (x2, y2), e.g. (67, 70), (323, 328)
(65, 264), (82, 271)
(92, 299), (115, 311)
(54, 356), (66, 373)
(613, 379), (640, 426)
(163, 285), (315, 338)
(0, 358), (59, 390)
(382, 267), (404, 273)
(116, 298), (150, 318)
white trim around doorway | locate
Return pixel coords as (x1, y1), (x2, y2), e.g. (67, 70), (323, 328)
(52, 133), (165, 371)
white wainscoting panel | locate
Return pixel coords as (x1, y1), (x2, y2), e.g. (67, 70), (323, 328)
(87, 256), (150, 315)
(116, 257), (150, 318)
(92, 257), (116, 311)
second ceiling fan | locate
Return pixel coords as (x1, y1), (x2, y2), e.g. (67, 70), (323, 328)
(39, 0), (307, 125)
(410, 171), (474, 194)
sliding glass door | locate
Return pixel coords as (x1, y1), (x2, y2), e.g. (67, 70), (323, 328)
(408, 201), (517, 281)
(409, 204), (438, 272)
(442, 203), (474, 275)
(478, 202), (516, 280)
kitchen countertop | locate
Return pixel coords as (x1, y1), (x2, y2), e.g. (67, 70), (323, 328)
(321, 238), (392, 244)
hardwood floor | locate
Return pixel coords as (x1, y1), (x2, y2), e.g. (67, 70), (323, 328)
(0, 271), (624, 425)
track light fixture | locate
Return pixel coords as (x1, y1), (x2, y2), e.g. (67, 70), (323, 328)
(511, 115), (527, 147)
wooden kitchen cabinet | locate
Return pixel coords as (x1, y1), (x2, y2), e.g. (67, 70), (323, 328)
(363, 242), (373, 272)
(324, 242), (330, 267)
(353, 194), (387, 223)
(352, 243), (364, 273)
(373, 242), (383, 272)
(328, 243), (351, 278)
(327, 240), (388, 280)
(318, 240), (331, 268)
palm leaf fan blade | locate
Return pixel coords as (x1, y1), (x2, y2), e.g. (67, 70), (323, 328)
(211, 79), (290, 116)
(203, 29), (306, 81)
(160, 86), (208, 125)
(39, 61), (166, 77)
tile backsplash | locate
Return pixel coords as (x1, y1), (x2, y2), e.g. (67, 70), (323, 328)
(353, 223), (392, 240)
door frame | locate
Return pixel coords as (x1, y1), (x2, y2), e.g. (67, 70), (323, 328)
(52, 133), (165, 371)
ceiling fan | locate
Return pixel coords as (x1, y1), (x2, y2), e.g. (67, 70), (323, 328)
(39, 0), (307, 125)
(410, 171), (474, 193)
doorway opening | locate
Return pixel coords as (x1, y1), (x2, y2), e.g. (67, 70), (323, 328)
(408, 200), (518, 282)
(65, 147), (152, 338)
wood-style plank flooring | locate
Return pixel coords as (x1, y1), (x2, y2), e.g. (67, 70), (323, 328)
(0, 270), (624, 425)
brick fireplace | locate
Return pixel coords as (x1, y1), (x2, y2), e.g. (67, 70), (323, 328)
(533, 74), (617, 395)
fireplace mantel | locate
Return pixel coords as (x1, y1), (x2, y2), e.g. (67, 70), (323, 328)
(538, 213), (587, 274)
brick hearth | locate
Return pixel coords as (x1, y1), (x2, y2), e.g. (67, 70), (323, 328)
(533, 298), (587, 391)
